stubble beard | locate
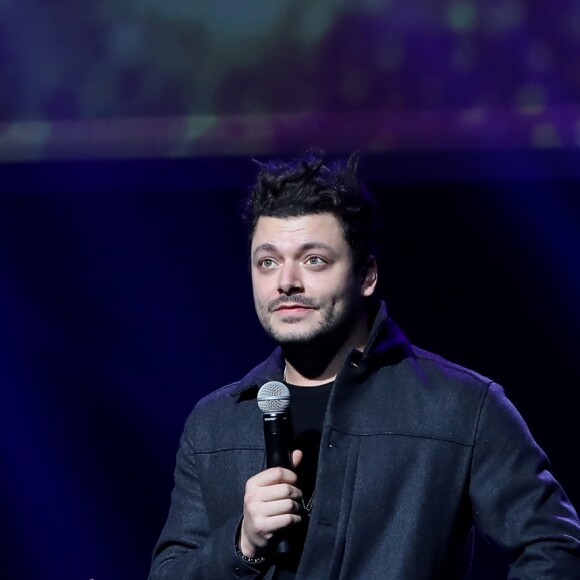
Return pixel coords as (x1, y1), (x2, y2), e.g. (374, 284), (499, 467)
(259, 299), (359, 351)
(262, 312), (331, 346)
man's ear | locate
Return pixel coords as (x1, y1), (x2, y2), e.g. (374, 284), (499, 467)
(361, 255), (378, 297)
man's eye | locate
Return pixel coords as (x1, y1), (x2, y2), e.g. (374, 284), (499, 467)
(259, 258), (276, 268)
(306, 256), (326, 266)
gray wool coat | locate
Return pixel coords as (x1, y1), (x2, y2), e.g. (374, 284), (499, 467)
(150, 302), (580, 579)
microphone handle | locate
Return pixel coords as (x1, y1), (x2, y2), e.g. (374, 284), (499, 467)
(263, 413), (292, 469)
(263, 412), (292, 554)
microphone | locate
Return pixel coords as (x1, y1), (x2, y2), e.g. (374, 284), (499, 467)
(257, 381), (293, 554)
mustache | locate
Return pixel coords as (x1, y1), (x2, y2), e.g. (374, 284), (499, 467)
(268, 295), (321, 313)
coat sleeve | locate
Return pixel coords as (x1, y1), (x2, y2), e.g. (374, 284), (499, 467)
(470, 382), (580, 579)
(148, 411), (268, 580)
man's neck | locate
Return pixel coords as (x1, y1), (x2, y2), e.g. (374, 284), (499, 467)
(282, 318), (370, 387)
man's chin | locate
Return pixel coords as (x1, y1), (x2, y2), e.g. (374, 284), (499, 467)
(265, 324), (319, 346)
(273, 331), (316, 345)
(267, 323), (334, 348)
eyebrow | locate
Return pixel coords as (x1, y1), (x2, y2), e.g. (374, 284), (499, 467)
(252, 241), (335, 259)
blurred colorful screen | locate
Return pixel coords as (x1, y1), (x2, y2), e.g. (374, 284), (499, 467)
(1, 0), (579, 159)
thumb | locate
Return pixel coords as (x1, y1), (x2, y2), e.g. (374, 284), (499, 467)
(291, 449), (303, 469)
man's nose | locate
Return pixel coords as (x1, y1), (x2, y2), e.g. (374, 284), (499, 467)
(278, 262), (304, 295)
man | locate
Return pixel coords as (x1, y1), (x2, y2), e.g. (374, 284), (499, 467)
(149, 153), (580, 579)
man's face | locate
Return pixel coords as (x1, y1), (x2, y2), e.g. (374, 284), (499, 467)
(250, 213), (376, 347)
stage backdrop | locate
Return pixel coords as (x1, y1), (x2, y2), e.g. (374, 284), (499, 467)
(0, 153), (579, 579)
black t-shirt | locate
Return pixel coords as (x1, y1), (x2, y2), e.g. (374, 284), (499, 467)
(274, 381), (333, 579)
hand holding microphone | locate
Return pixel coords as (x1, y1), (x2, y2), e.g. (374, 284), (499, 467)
(239, 382), (303, 559)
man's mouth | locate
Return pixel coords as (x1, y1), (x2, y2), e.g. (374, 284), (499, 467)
(269, 298), (319, 313)
(274, 304), (312, 312)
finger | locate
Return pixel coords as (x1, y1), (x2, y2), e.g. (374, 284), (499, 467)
(291, 449), (303, 469)
(258, 497), (303, 518)
(249, 512), (303, 538)
(255, 483), (303, 503)
(244, 483), (302, 503)
(264, 512), (303, 531)
(249, 466), (299, 487)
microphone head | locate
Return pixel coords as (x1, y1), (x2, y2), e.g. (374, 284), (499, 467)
(257, 381), (290, 414)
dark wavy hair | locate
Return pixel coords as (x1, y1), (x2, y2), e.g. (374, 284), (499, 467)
(242, 152), (380, 271)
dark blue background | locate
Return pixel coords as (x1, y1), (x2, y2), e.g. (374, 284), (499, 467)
(1, 150), (579, 579)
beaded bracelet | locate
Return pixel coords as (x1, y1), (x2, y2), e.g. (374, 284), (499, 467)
(234, 543), (267, 565)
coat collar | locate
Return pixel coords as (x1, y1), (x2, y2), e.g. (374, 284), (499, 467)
(231, 300), (411, 398)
